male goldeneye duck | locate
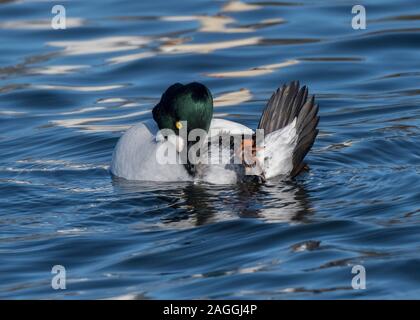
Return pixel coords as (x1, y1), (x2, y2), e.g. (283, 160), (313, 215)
(111, 81), (319, 184)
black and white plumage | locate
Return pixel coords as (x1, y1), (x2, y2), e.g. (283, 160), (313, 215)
(193, 81), (319, 183)
(258, 81), (319, 178)
(111, 81), (319, 184)
(192, 130), (265, 184)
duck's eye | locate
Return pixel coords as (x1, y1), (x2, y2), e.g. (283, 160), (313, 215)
(175, 121), (183, 129)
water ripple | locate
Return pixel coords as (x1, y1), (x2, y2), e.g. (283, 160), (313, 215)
(0, 0), (419, 299)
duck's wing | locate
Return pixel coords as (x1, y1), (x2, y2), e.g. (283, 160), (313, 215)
(258, 81), (319, 178)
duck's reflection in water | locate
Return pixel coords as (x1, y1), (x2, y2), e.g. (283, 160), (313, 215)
(111, 176), (314, 228)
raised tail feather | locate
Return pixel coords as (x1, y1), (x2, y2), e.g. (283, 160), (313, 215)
(258, 81), (319, 178)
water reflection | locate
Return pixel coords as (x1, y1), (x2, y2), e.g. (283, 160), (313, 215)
(0, 18), (84, 30)
(112, 178), (314, 228)
(34, 84), (124, 92)
(221, 1), (262, 13)
(161, 15), (253, 33)
(51, 88), (254, 132)
(1, 0), (419, 300)
(161, 15), (284, 34)
(48, 36), (151, 56)
(160, 36), (262, 54)
(206, 59), (299, 78)
(214, 88), (252, 107)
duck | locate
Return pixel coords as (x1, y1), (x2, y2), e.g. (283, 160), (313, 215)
(111, 81), (319, 184)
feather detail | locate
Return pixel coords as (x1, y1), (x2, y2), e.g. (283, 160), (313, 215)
(258, 81), (319, 178)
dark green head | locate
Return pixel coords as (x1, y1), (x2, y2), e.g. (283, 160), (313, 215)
(152, 82), (213, 134)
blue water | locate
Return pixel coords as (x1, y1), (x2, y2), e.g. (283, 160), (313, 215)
(1, 0), (419, 299)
